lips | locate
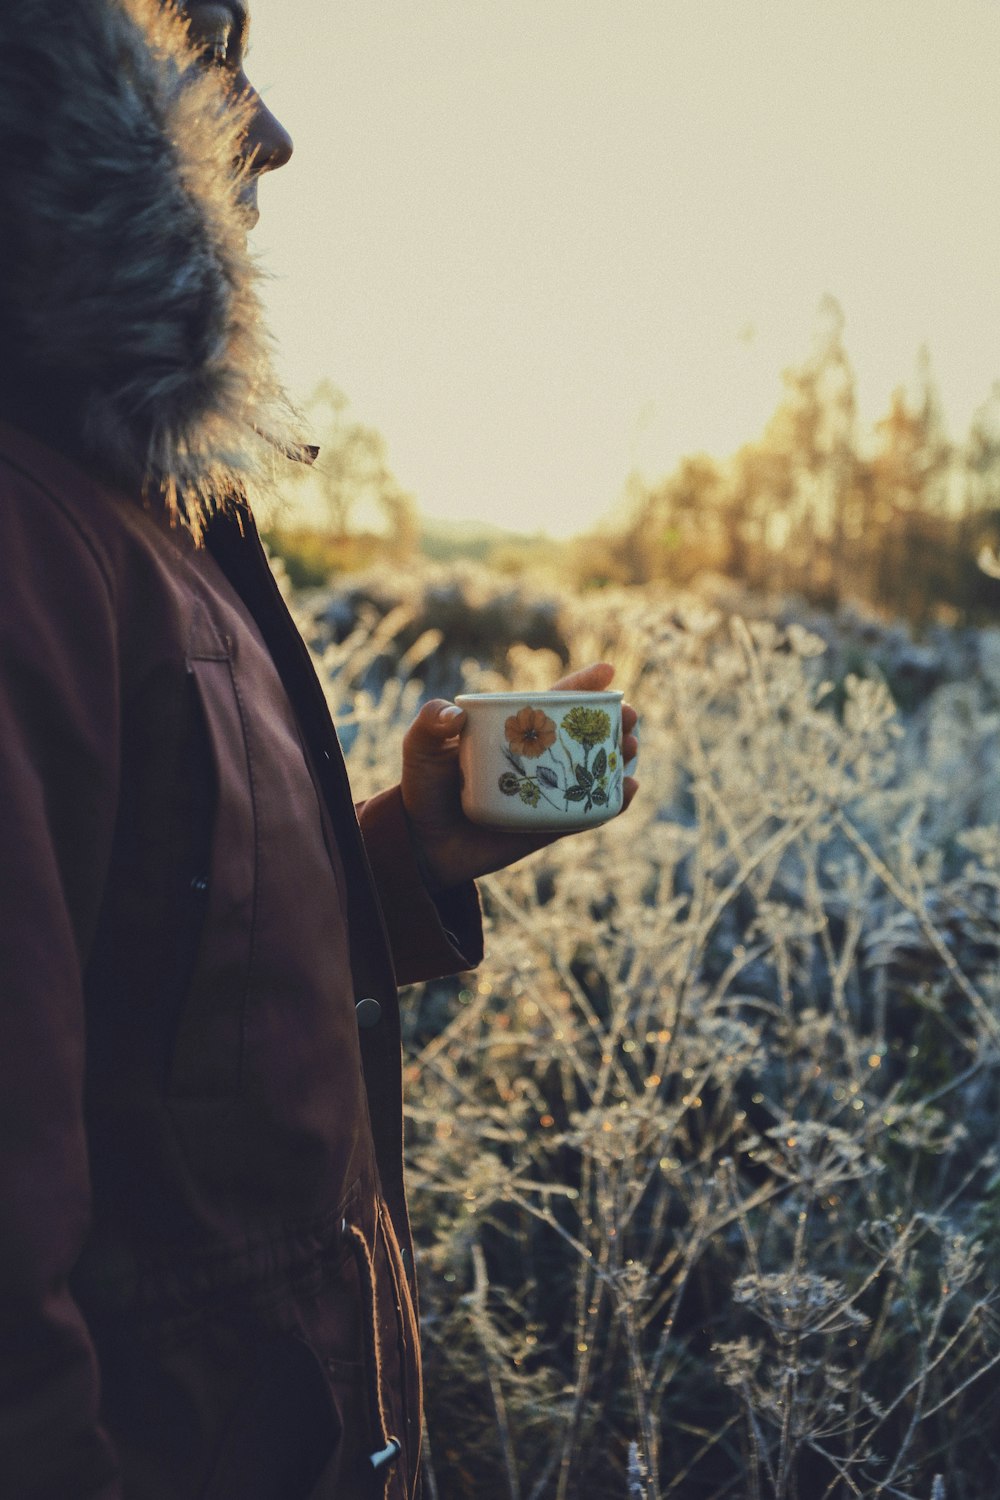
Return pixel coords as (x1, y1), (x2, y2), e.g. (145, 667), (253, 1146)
(237, 180), (260, 228)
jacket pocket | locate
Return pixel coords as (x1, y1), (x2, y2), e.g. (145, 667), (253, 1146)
(199, 1332), (342, 1500)
(300, 1359), (376, 1500)
(167, 611), (258, 1100)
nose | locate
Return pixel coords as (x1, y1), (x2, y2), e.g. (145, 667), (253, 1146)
(244, 89), (293, 176)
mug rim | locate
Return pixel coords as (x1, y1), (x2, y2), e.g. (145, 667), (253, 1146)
(454, 689), (624, 706)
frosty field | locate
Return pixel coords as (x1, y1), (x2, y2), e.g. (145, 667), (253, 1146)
(298, 562), (1000, 1500)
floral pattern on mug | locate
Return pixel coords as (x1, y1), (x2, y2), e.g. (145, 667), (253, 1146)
(504, 706), (558, 758)
(498, 703), (623, 815)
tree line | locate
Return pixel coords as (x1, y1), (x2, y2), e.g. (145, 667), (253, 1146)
(575, 297), (1000, 625)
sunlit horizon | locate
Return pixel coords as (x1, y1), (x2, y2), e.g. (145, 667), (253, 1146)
(250, 0), (1000, 539)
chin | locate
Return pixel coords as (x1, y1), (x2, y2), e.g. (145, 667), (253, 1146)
(236, 189), (260, 230)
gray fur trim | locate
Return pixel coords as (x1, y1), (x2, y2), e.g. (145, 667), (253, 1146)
(0, 0), (305, 536)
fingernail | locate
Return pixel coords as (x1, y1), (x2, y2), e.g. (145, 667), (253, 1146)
(438, 704), (464, 723)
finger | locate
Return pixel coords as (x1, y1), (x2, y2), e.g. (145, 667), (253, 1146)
(622, 733), (638, 762)
(623, 702), (638, 734)
(551, 661), (615, 693)
(621, 776), (639, 811)
(403, 699), (466, 755)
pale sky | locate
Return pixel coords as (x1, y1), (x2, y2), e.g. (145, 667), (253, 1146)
(250, 1), (1000, 538)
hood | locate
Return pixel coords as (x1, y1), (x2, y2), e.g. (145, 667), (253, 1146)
(0, 0), (305, 537)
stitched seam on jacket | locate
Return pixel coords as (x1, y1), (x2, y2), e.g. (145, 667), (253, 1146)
(376, 1200), (416, 1485)
(223, 652), (260, 1095)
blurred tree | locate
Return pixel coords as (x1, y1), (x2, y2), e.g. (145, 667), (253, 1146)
(964, 383), (1000, 517)
(379, 480), (420, 563)
(750, 296), (860, 602)
(264, 381), (419, 585)
(618, 459), (728, 584)
(303, 379), (418, 559)
(595, 299), (865, 600)
(725, 441), (779, 585)
(662, 454), (728, 580)
(958, 385), (1000, 615)
(870, 353), (952, 622)
(272, 318), (1000, 624)
(575, 298), (1000, 626)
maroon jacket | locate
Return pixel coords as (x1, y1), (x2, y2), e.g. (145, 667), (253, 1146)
(0, 418), (482, 1499)
(0, 5), (484, 1493)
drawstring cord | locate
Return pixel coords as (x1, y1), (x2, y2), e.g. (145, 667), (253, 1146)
(344, 1221), (402, 1491)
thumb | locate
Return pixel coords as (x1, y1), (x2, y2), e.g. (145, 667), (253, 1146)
(402, 699), (466, 759)
(552, 661), (615, 692)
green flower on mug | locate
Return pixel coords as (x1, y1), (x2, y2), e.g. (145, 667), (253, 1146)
(492, 698), (619, 818)
(561, 705), (611, 750)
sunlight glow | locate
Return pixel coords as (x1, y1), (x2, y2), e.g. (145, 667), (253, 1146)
(250, 0), (1000, 537)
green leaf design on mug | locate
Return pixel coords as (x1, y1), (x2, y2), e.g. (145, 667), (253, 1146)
(491, 699), (619, 819)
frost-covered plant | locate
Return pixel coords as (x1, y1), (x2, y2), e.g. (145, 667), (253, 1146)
(301, 566), (1000, 1500)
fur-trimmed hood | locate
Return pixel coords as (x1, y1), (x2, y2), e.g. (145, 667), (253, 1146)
(0, 0), (304, 535)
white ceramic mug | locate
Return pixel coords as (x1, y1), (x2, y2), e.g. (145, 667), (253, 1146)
(455, 689), (625, 830)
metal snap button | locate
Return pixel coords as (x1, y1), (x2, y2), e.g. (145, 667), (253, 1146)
(355, 997), (382, 1029)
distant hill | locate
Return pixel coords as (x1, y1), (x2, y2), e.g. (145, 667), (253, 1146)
(418, 515), (559, 565)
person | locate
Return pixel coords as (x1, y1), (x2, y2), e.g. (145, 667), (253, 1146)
(0, 2), (638, 1497)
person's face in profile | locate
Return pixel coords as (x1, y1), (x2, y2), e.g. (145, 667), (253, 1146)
(179, 1), (293, 224)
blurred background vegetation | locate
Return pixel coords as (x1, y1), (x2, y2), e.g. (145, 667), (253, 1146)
(311, 571), (1000, 1499)
(266, 297), (1000, 628)
(259, 292), (1000, 1497)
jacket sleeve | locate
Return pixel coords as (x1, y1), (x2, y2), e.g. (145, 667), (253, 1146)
(0, 462), (122, 1497)
(357, 787), (484, 987)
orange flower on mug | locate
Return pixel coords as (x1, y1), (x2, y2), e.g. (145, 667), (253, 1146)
(505, 706), (557, 759)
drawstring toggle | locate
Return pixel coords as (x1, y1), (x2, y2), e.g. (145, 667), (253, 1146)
(370, 1437), (402, 1471)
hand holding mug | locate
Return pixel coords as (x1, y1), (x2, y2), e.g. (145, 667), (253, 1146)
(399, 663), (639, 890)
